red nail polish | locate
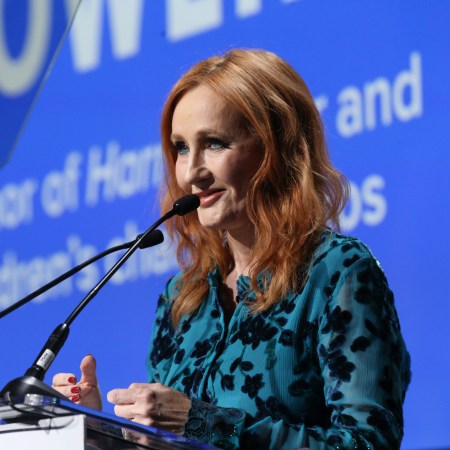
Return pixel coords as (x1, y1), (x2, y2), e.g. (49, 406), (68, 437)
(68, 376), (76, 384)
(71, 386), (80, 394)
(71, 395), (80, 402)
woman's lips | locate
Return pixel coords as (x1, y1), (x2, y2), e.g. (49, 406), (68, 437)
(196, 189), (225, 207)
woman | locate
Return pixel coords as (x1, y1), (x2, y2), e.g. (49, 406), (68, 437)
(53, 49), (410, 449)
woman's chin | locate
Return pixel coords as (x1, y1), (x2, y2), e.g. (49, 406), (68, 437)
(197, 218), (223, 229)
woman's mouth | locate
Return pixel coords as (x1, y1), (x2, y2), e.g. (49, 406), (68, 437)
(195, 189), (225, 207)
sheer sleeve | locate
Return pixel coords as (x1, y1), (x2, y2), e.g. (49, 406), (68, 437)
(183, 257), (410, 450)
(146, 276), (179, 384)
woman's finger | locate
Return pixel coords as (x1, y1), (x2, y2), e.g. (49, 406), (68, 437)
(113, 403), (137, 421)
(52, 372), (77, 387)
(107, 387), (141, 405)
(79, 354), (98, 386)
(50, 383), (80, 399)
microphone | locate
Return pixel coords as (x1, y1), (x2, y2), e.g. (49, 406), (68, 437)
(0, 230), (164, 320)
(0, 194), (200, 400)
(172, 194), (201, 215)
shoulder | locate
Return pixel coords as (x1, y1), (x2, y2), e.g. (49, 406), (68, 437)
(162, 271), (184, 300)
(311, 229), (381, 274)
(304, 230), (391, 306)
(153, 271), (184, 320)
(161, 267), (220, 302)
(157, 268), (218, 321)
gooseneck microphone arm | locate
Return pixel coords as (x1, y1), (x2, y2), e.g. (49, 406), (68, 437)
(0, 230), (164, 320)
(0, 194), (200, 399)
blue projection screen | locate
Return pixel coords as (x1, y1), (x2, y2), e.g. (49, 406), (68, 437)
(1, 1), (449, 449)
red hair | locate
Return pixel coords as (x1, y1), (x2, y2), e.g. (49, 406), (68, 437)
(160, 49), (349, 325)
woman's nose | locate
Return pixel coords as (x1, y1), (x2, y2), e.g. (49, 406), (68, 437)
(184, 153), (210, 185)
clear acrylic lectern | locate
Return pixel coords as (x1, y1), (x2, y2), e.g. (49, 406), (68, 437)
(0, 394), (216, 449)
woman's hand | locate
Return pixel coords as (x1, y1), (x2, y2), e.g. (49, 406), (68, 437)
(107, 383), (191, 435)
(51, 354), (102, 411)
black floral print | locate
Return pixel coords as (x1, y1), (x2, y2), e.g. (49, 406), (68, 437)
(146, 231), (410, 449)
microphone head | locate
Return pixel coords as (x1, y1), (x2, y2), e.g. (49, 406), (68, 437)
(172, 194), (200, 216)
(138, 229), (164, 249)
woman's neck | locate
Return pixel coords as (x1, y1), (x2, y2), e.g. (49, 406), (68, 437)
(217, 229), (254, 323)
(226, 228), (254, 276)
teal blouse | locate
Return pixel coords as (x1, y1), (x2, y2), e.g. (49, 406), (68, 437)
(146, 231), (411, 449)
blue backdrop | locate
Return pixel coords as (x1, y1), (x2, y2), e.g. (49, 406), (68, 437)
(1, 1), (449, 448)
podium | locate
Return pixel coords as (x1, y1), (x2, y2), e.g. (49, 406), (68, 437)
(0, 394), (216, 449)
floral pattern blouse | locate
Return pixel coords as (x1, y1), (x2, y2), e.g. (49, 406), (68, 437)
(146, 231), (411, 449)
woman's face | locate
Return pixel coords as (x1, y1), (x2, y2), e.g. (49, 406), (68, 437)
(172, 84), (262, 238)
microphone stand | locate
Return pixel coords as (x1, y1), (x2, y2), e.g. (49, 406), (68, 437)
(0, 230), (163, 320)
(0, 228), (164, 400)
(0, 194), (200, 400)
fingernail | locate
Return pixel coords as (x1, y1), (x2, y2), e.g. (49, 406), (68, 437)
(71, 386), (80, 394)
(71, 395), (80, 402)
(68, 376), (76, 384)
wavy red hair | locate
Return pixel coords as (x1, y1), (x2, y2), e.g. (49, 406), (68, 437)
(159, 49), (349, 325)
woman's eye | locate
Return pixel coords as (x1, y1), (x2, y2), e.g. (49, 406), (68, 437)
(174, 142), (189, 155)
(207, 138), (226, 150)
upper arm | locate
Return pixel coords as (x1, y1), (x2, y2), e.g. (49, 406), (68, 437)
(316, 255), (410, 448)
